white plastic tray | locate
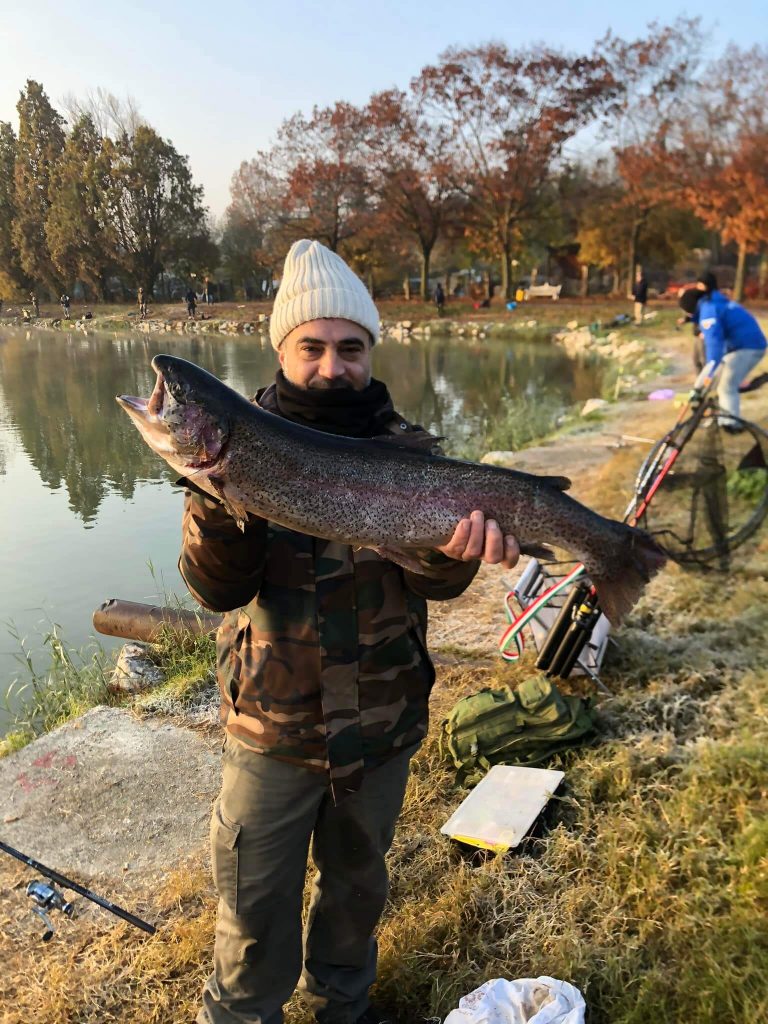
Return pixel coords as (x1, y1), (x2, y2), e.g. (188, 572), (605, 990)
(440, 764), (565, 851)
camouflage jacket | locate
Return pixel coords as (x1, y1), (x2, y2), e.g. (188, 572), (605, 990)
(178, 383), (479, 801)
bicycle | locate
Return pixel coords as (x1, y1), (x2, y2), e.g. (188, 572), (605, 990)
(625, 361), (768, 569)
(498, 361), (768, 684)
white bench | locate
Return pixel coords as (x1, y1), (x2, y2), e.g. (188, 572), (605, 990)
(524, 283), (561, 300)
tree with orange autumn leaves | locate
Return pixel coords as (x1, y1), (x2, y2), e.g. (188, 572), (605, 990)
(590, 31), (768, 300)
(574, 18), (705, 294)
(660, 45), (768, 299)
(363, 88), (458, 300)
(413, 44), (620, 299)
(218, 26), (767, 301)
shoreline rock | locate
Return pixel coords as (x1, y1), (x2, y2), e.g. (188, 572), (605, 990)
(5, 313), (557, 341)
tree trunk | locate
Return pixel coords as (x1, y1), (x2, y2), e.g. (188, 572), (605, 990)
(580, 264), (589, 298)
(403, 276), (411, 302)
(733, 240), (748, 301)
(419, 246), (432, 302)
(627, 221), (642, 296)
(500, 248), (512, 300)
(758, 247), (768, 300)
(366, 267), (374, 298)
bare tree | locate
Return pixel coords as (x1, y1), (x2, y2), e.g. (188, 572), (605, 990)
(61, 87), (144, 140)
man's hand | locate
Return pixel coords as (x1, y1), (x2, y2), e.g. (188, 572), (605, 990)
(436, 510), (520, 569)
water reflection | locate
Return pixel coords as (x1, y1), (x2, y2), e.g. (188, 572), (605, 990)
(0, 328), (600, 524)
(0, 331), (278, 523)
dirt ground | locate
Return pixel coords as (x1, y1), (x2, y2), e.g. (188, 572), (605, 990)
(0, 708), (220, 888)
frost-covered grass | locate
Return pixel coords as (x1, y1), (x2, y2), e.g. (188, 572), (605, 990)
(3, 536), (767, 1023)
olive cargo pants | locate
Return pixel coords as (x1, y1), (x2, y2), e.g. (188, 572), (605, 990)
(197, 738), (412, 1024)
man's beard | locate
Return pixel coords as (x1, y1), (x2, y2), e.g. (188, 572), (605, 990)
(307, 377), (356, 390)
(283, 369), (370, 391)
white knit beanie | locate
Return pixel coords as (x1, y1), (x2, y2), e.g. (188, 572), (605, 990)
(269, 239), (380, 350)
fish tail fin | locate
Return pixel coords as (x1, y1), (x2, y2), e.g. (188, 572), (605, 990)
(590, 525), (667, 626)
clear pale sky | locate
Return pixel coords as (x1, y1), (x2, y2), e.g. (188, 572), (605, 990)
(1, 1), (765, 220)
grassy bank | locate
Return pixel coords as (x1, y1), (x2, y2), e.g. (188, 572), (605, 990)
(2, 328), (767, 1022)
(2, 540), (767, 1023)
(0, 626), (115, 757)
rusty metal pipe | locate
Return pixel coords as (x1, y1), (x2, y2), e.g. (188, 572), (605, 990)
(93, 598), (221, 643)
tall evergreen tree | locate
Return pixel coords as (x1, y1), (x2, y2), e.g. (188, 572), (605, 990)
(101, 125), (210, 294)
(46, 114), (116, 299)
(12, 80), (65, 291)
(0, 121), (27, 297)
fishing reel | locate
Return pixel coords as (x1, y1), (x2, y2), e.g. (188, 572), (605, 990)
(26, 879), (75, 941)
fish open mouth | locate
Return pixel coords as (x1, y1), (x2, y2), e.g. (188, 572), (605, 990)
(116, 371), (166, 420)
(116, 394), (149, 415)
(147, 371), (165, 415)
(117, 363), (228, 471)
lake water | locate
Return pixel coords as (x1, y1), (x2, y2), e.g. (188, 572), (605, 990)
(0, 326), (602, 734)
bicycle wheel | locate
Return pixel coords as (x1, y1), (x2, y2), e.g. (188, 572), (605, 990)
(632, 411), (768, 567)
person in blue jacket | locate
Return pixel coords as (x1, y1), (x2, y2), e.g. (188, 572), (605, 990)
(693, 271), (767, 429)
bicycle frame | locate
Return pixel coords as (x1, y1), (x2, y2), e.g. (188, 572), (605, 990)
(500, 362), (721, 677)
(623, 361), (719, 527)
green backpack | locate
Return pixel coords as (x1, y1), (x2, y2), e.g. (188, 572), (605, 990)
(440, 676), (596, 785)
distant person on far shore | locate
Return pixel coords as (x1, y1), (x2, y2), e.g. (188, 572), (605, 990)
(138, 287), (148, 320)
(185, 287), (197, 320)
(434, 281), (445, 316)
(59, 293), (71, 320)
(630, 266), (648, 325)
(29, 290), (39, 317)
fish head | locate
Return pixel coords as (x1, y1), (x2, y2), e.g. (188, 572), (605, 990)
(116, 354), (230, 475)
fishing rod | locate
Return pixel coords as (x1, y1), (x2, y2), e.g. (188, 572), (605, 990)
(1, 839), (156, 941)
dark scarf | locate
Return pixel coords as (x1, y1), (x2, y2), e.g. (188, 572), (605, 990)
(258, 370), (396, 438)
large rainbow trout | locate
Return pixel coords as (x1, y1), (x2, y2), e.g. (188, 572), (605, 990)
(117, 355), (666, 625)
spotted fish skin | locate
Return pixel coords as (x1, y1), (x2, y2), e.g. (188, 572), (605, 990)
(117, 354), (666, 625)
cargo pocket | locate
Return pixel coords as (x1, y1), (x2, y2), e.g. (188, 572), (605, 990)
(210, 799), (241, 913)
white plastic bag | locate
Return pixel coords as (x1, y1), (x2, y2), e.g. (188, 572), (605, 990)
(444, 976), (585, 1024)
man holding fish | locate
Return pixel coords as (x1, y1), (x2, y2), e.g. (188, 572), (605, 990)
(183, 240), (521, 1024)
(117, 239), (664, 1024)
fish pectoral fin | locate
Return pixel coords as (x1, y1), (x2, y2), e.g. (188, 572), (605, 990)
(519, 543), (556, 560)
(370, 434), (445, 453)
(542, 475), (571, 491)
(370, 546), (428, 575)
(208, 476), (249, 532)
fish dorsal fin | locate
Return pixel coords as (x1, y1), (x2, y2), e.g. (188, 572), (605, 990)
(542, 475), (571, 491)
